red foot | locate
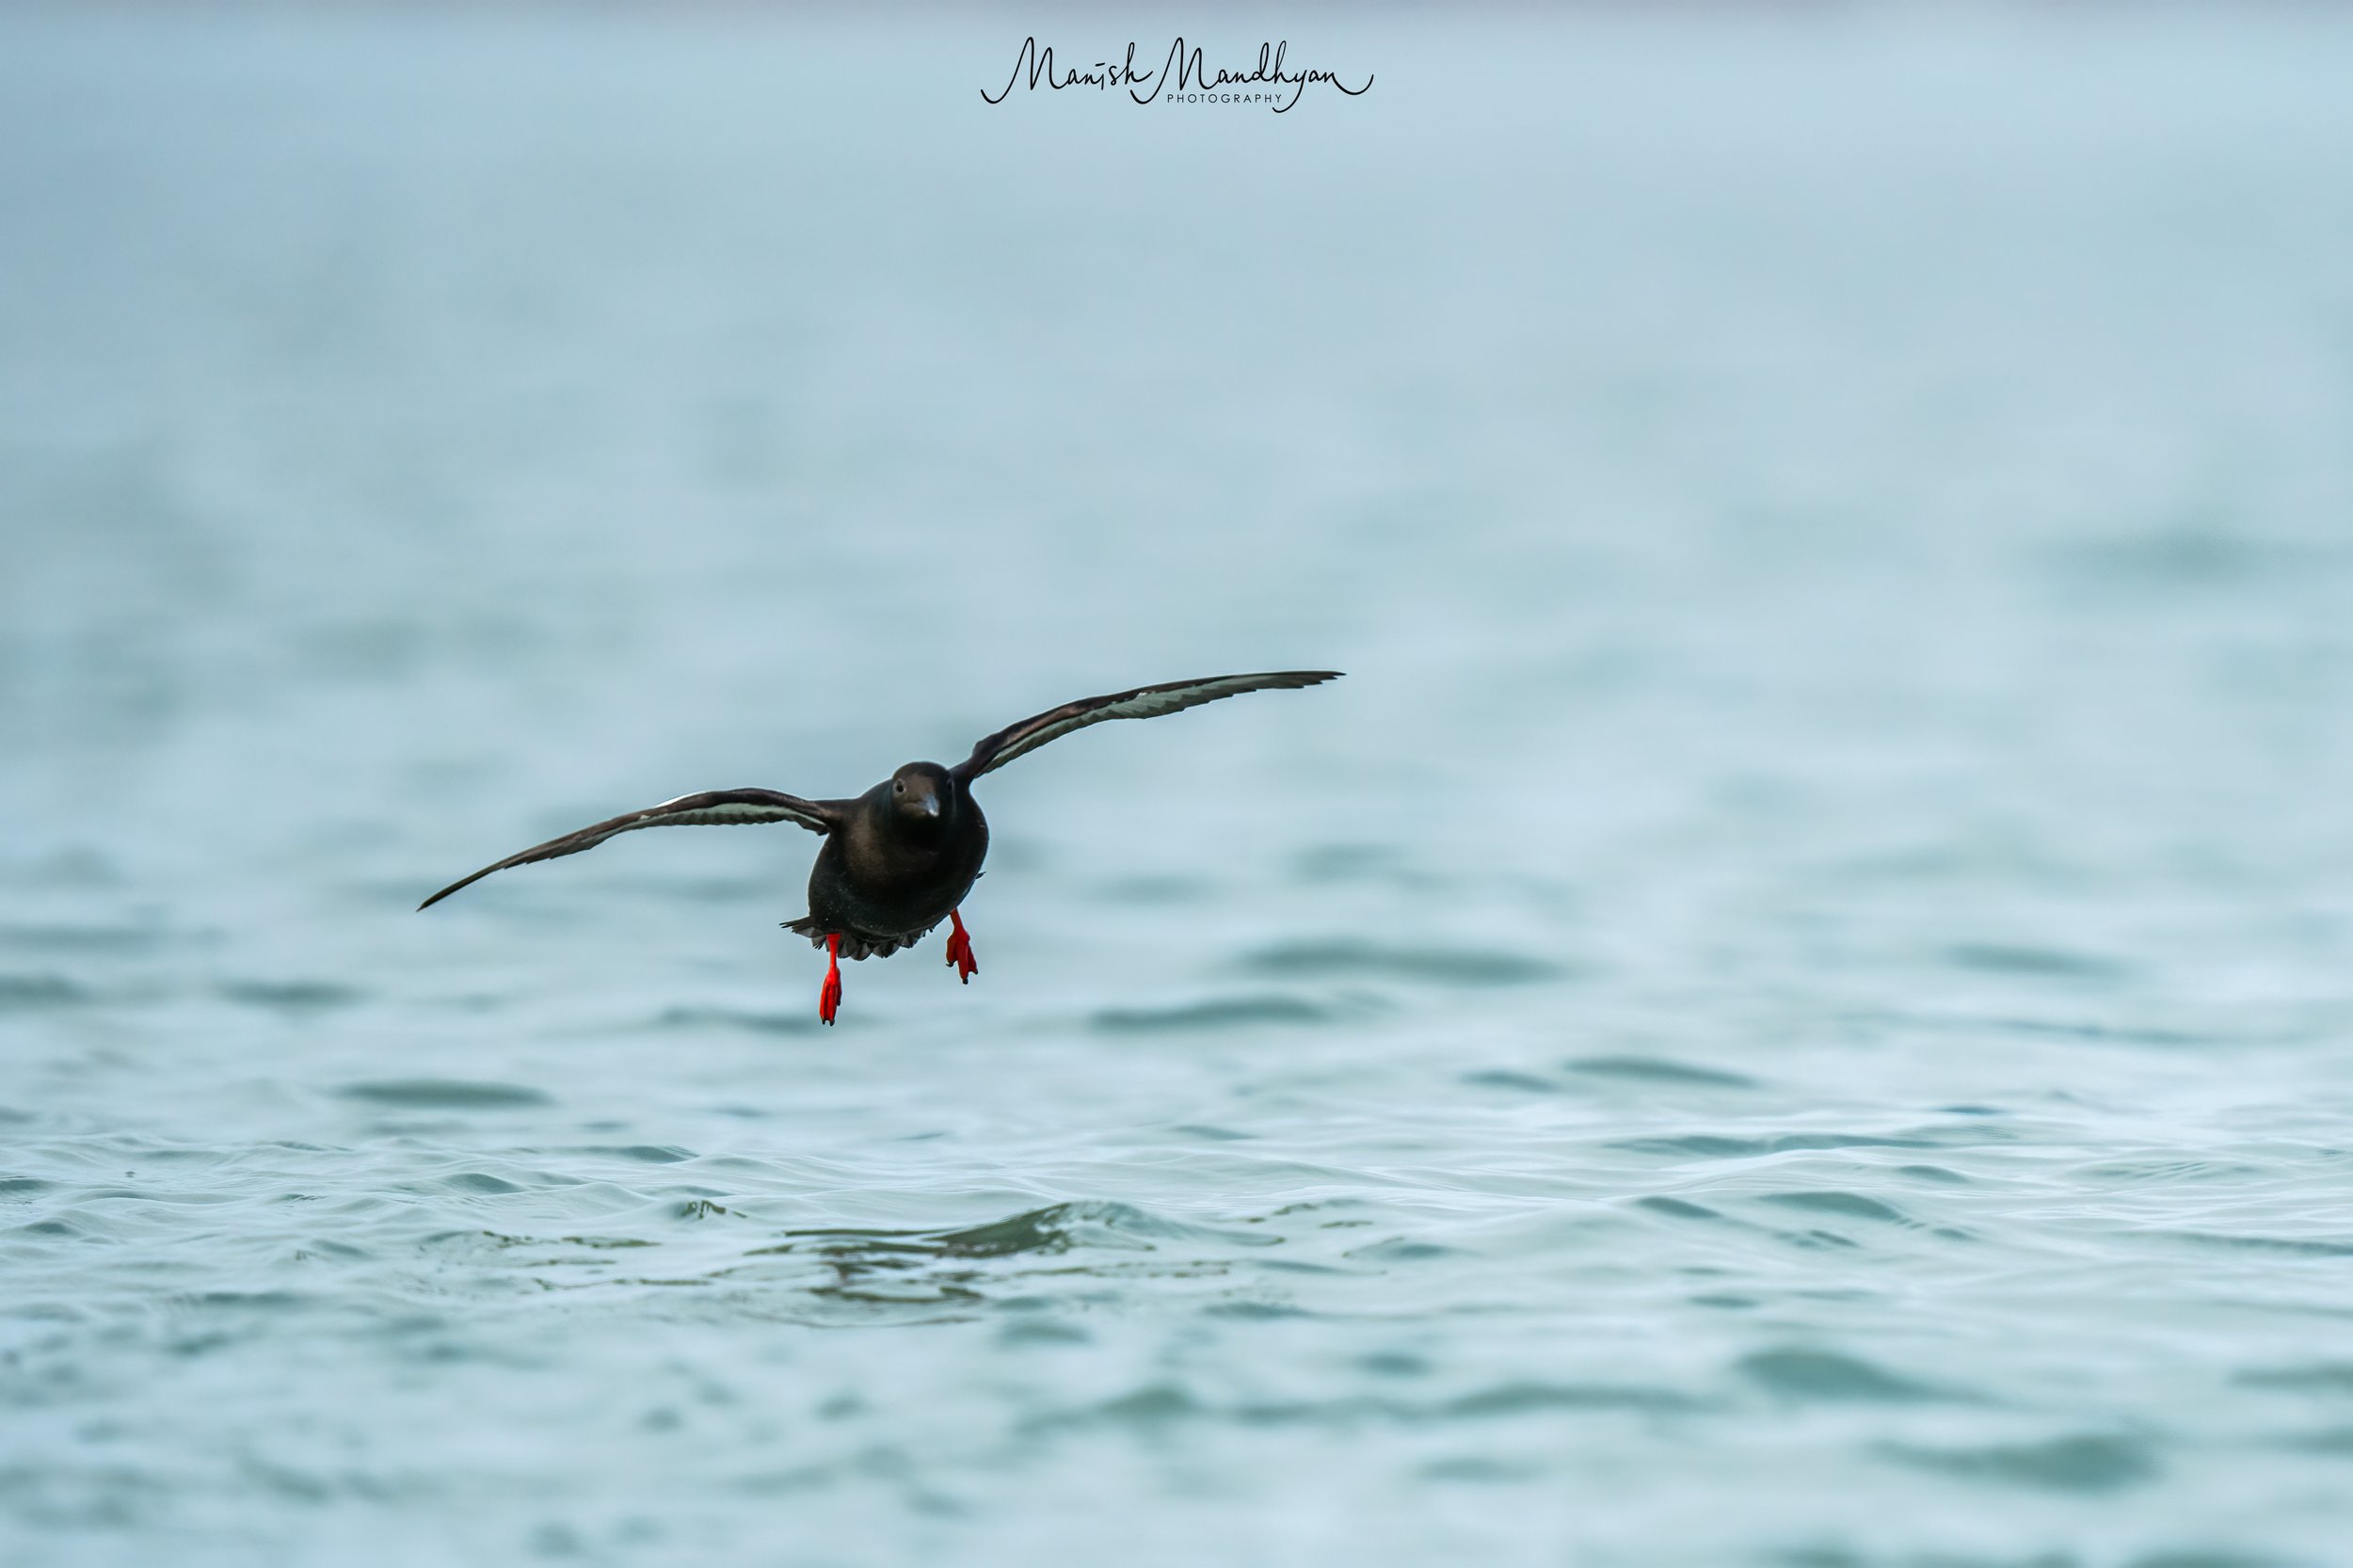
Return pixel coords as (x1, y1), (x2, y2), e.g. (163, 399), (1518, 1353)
(945, 908), (978, 984)
(819, 932), (842, 1025)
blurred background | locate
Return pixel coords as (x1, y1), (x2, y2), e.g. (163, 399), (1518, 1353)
(5, 7), (2353, 1566)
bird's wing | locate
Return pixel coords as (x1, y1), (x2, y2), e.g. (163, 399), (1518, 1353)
(418, 788), (839, 910)
(952, 670), (1341, 782)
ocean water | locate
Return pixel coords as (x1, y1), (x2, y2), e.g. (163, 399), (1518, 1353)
(5, 8), (2353, 1566)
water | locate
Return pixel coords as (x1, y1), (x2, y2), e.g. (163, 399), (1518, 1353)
(6, 9), (2353, 1565)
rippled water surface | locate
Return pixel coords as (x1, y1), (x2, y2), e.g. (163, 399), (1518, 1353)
(7, 10), (2353, 1566)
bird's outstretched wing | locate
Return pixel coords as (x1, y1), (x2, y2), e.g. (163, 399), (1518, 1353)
(952, 670), (1342, 783)
(418, 788), (839, 910)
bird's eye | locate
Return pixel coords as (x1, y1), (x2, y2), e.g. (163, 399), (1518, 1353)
(893, 781), (904, 794)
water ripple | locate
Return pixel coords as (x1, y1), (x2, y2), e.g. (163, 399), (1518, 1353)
(336, 1080), (553, 1110)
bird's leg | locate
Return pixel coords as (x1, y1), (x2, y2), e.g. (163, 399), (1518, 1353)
(819, 932), (843, 1025)
(945, 908), (978, 984)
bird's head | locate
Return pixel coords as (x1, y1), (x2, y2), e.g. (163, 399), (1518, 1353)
(888, 762), (953, 833)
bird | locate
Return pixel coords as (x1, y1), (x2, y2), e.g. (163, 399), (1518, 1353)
(418, 670), (1341, 1023)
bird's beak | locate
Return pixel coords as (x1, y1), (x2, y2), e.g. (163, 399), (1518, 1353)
(918, 795), (940, 819)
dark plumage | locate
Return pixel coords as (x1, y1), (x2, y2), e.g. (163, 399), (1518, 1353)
(419, 670), (1341, 1022)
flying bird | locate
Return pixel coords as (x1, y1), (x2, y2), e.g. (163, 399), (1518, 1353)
(419, 670), (1342, 1023)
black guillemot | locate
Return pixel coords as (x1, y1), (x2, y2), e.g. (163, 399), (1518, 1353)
(419, 670), (1341, 1023)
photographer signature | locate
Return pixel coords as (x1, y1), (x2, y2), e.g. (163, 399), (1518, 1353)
(981, 38), (1373, 113)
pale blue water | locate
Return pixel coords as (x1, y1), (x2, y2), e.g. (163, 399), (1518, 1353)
(6, 9), (2353, 1566)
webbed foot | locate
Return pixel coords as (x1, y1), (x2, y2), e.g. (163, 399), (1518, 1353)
(819, 932), (843, 1024)
(945, 908), (978, 984)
